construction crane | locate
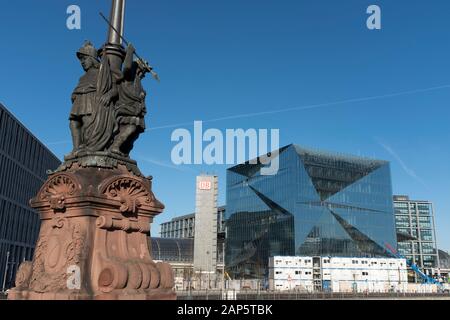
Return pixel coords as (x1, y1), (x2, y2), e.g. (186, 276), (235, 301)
(384, 243), (444, 289)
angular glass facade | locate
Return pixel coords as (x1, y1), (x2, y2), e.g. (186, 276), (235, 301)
(225, 144), (397, 279)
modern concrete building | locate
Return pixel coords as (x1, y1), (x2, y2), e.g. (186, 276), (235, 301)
(156, 175), (226, 290)
(269, 256), (409, 293)
(0, 103), (61, 291)
(393, 195), (440, 281)
(160, 206), (226, 239)
(193, 175), (218, 285)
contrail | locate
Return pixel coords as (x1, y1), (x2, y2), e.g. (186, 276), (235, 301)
(147, 84), (450, 131)
(375, 138), (430, 190)
(46, 83), (450, 145)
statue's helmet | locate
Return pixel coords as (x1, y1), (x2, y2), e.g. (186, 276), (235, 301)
(76, 41), (98, 60)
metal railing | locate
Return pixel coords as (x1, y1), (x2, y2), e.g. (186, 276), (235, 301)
(176, 289), (450, 300)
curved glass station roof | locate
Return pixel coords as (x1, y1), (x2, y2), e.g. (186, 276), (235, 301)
(150, 238), (194, 262)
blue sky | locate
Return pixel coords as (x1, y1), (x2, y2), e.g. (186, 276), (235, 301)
(0, 0), (449, 251)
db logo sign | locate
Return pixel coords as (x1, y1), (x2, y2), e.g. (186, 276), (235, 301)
(198, 181), (212, 190)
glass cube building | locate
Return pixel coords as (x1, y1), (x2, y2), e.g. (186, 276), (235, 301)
(225, 144), (397, 279)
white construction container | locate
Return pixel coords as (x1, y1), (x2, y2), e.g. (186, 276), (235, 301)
(269, 256), (410, 293)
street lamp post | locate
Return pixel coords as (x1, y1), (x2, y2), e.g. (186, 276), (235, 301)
(222, 242), (226, 291)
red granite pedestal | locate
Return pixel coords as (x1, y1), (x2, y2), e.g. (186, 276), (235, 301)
(8, 162), (176, 300)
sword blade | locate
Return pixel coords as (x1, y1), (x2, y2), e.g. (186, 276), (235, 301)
(100, 11), (159, 81)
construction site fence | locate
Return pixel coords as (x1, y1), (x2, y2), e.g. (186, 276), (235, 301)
(176, 289), (450, 300)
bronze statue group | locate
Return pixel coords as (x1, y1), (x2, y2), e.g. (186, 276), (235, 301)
(69, 41), (151, 158)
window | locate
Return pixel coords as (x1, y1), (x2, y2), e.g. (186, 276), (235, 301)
(417, 204), (430, 211)
(420, 230), (433, 241)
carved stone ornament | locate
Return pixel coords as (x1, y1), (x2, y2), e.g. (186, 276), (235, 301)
(102, 177), (153, 214)
(15, 262), (33, 289)
(28, 218), (86, 293)
(39, 174), (79, 211)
